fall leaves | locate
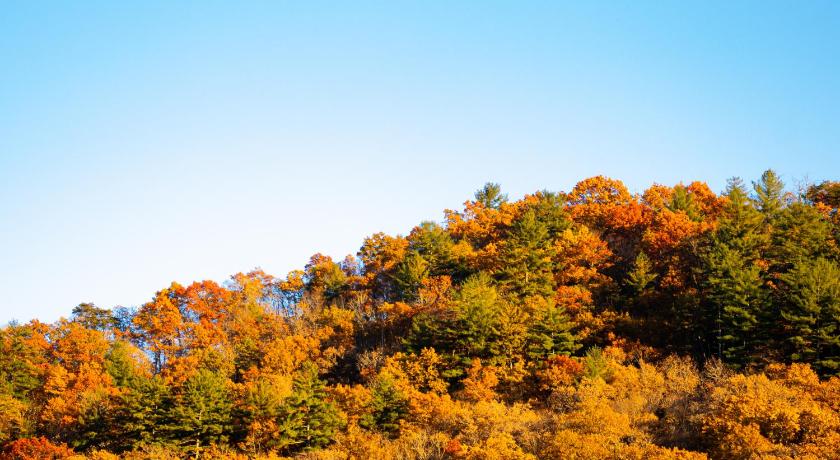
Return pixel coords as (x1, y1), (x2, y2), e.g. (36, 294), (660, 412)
(2, 173), (840, 459)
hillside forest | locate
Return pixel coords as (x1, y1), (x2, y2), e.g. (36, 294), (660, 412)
(4, 171), (840, 460)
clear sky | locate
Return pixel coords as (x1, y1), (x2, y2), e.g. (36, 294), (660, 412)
(1, 1), (838, 324)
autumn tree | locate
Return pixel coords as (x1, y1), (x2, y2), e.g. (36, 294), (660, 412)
(4, 171), (840, 459)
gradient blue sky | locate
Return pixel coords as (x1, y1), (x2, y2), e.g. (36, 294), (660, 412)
(1, 1), (839, 323)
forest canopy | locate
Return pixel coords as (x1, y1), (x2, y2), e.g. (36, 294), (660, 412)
(3, 171), (840, 459)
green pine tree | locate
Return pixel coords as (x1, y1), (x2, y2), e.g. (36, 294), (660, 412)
(753, 169), (785, 217)
(770, 202), (836, 270)
(276, 362), (343, 453)
(408, 221), (457, 275)
(405, 273), (511, 379)
(667, 185), (702, 221)
(627, 251), (657, 294)
(526, 304), (578, 360)
(392, 251), (430, 302)
(701, 178), (770, 366)
(167, 369), (233, 455)
(716, 178), (769, 257)
(474, 182), (508, 209)
(779, 258), (840, 375)
(112, 374), (170, 452)
(705, 245), (768, 366)
(359, 374), (409, 436)
(525, 190), (571, 238)
(497, 209), (556, 301)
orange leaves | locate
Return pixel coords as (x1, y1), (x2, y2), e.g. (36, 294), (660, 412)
(37, 321), (118, 440)
(132, 280), (231, 377)
(567, 176), (644, 234)
(380, 348), (448, 395)
(49, 321), (110, 376)
(535, 355), (584, 392)
(278, 269), (305, 293)
(10, 175), (840, 459)
(329, 384), (373, 426)
(643, 208), (710, 258)
(460, 359), (499, 403)
(569, 176), (633, 207)
(642, 183), (673, 210)
(2, 437), (75, 460)
(445, 200), (517, 248)
(444, 199), (524, 272)
(684, 181), (725, 219)
(553, 226), (612, 287)
(701, 369), (840, 458)
(304, 253), (349, 301)
(358, 233), (409, 277)
(261, 334), (320, 376)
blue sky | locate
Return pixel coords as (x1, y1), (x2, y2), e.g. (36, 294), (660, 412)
(1, 1), (838, 323)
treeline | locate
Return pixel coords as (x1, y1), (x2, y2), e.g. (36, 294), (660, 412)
(2, 171), (840, 459)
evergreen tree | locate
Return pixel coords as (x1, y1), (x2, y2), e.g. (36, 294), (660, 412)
(770, 202), (836, 270)
(582, 346), (610, 381)
(392, 251), (430, 302)
(359, 374), (409, 436)
(526, 304), (578, 360)
(448, 273), (507, 363)
(497, 210), (556, 301)
(779, 258), (840, 375)
(626, 251), (657, 294)
(112, 375), (170, 452)
(70, 390), (114, 452)
(104, 340), (141, 389)
(667, 185), (702, 221)
(702, 178), (770, 366)
(716, 178), (768, 257)
(406, 273), (510, 378)
(474, 182), (508, 209)
(408, 221), (457, 275)
(167, 369), (233, 454)
(276, 362), (343, 453)
(525, 190), (571, 238)
(0, 324), (45, 401)
(753, 169), (785, 217)
(705, 245), (768, 366)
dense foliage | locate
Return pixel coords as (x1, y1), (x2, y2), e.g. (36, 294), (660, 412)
(3, 172), (840, 459)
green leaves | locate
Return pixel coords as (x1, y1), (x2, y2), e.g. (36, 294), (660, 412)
(779, 259), (840, 374)
(474, 182), (508, 210)
(753, 169), (786, 217)
(498, 209), (556, 301)
(627, 252), (657, 294)
(526, 305), (578, 360)
(167, 369), (233, 452)
(359, 374), (408, 436)
(392, 251), (430, 302)
(275, 362), (343, 453)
